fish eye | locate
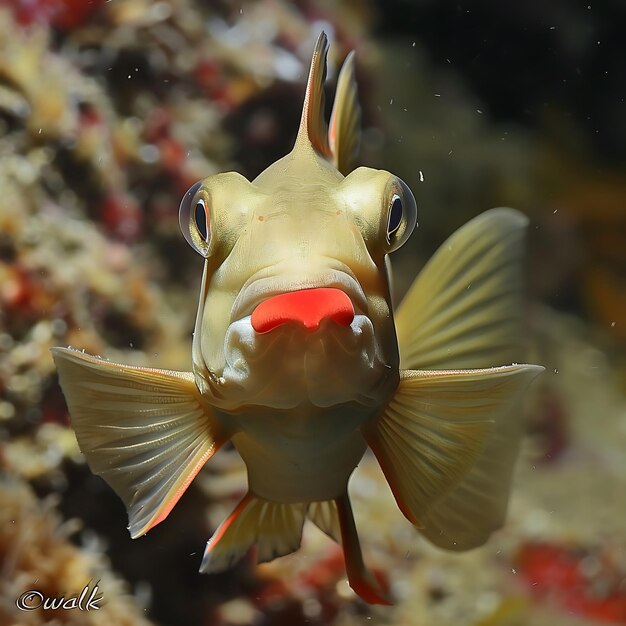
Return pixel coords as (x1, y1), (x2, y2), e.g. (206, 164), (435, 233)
(179, 180), (211, 257)
(195, 199), (208, 241)
(385, 177), (417, 253)
(387, 195), (403, 240)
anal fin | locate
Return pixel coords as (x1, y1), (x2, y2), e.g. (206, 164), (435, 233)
(308, 500), (341, 543)
(200, 494), (308, 573)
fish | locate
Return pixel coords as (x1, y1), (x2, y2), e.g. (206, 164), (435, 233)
(52, 32), (543, 605)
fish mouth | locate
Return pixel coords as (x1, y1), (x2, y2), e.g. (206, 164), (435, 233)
(204, 264), (391, 411)
(230, 265), (368, 323)
(220, 312), (388, 410)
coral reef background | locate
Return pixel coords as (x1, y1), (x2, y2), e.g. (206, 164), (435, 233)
(0, 1), (624, 625)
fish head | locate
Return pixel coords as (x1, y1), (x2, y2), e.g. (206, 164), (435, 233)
(179, 33), (417, 412)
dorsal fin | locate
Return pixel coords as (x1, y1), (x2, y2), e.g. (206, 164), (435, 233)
(329, 51), (361, 174)
(296, 32), (332, 158)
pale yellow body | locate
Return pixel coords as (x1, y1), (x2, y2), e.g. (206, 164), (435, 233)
(53, 33), (543, 605)
(229, 406), (368, 503)
(192, 145), (401, 504)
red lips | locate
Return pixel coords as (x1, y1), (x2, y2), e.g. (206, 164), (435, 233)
(251, 288), (355, 334)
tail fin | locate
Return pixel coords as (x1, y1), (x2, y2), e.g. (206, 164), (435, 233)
(52, 347), (226, 538)
(200, 494), (308, 573)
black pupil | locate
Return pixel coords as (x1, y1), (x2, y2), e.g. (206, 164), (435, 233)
(195, 202), (208, 240)
(388, 196), (403, 235)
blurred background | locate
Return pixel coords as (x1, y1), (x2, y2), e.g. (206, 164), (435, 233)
(0, 0), (625, 624)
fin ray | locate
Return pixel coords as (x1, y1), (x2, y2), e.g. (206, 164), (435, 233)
(297, 32), (332, 158)
(363, 366), (543, 530)
(200, 494), (308, 573)
(52, 347), (225, 538)
(329, 50), (361, 174)
(419, 392), (528, 550)
(308, 500), (341, 542)
(395, 208), (529, 370)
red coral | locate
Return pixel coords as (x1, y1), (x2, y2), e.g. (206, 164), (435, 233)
(99, 192), (142, 242)
(194, 57), (235, 110)
(3, 0), (105, 30)
(517, 542), (626, 624)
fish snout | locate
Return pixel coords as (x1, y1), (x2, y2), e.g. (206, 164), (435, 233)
(250, 288), (355, 333)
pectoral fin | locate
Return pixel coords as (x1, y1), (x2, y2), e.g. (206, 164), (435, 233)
(395, 208), (529, 370)
(419, 366), (539, 550)
(52, 347), (226, 538)
(200, 494), (308, 573)
(419, 418), (521, 550)
(363, 365), (543, 531)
